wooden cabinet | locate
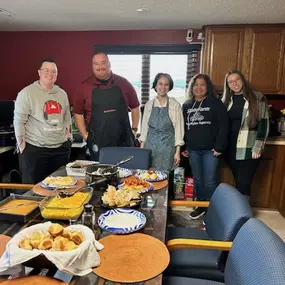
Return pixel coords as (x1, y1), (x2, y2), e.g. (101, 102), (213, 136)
(279, 175), (285, 217)
(202, 28), (245, 91)
(242, 28), (285, 93)
(202, 25), (285, 94)
(219, 145), (285, 209)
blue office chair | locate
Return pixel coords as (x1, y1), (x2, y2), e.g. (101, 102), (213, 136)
(166, 183), (253, 282)
(99, 147), (151, 169)
(164, 218), (285, 285)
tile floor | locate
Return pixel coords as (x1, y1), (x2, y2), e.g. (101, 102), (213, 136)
(253, 209), (285, 240)
(171, 206), (285, 240)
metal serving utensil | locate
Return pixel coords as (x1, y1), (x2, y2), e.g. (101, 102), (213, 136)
(56, 178), (108, 198)
(100, 156), (134, 174)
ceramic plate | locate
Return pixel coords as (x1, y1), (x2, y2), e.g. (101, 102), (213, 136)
(118, 167), (133, 178)
(39, 176), (77, 190)
(135, 170), (168, 182)
(98, 208), (146, 234)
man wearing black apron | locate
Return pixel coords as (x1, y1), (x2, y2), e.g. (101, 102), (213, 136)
(73, 52), (140, 161)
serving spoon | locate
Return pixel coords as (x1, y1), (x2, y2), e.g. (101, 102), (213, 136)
(100, 156), (134, 174)
(56, 177), (108, 198)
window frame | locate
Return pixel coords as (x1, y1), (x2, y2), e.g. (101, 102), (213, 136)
(94, 44), (201, 55)
(94, 45), (201, 104)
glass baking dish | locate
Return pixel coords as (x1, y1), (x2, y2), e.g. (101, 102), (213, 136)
(39, 187), (93, 220)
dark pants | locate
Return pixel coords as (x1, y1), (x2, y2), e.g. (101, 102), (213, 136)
(20, 142), (71, 184)
(188, 149), (219, 201)
(226, 155), (260, 196)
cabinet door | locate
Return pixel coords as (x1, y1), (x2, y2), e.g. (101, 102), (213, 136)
(202, 28), (245, 91)
(250, 159), (274, 208)
(219, 159), (235, 186)
(242, 28), (285, 93)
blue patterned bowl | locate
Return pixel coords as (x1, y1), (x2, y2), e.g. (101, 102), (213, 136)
(135, 170), (168, 182)
(118, 167), (133, 178)
(98, 208), (146, 234)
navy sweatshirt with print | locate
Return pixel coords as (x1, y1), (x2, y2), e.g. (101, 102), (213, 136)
(182, 96), (229, 152)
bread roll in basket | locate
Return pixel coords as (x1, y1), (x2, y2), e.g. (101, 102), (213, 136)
(0, 222), (104, 276)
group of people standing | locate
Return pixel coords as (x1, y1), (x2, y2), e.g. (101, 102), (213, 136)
(14, 53), (140, 184)
(13, 52), (269, 221)
(140, 70), (269, 219)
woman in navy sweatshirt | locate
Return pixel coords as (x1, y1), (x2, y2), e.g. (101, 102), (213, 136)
(183, 74), (229, 219)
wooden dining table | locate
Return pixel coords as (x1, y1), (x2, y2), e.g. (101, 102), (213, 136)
(0, 166), (170, 285)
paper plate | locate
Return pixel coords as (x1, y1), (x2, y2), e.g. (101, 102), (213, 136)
(136, 170), (168, 182)
(98, 208), (146, 234)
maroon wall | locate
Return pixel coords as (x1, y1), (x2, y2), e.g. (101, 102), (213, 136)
(1, 29), (284, 109)
(0, 29), (202, 103)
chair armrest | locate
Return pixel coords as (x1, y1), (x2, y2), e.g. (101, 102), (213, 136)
(169, 200), (210, 208)
(167, 238), (232, 251)
(0, 183), (34, 190)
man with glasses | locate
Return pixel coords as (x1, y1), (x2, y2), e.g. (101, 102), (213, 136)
(14, 57), (72, 184)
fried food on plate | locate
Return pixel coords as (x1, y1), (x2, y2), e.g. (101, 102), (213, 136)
(102, 185), (141, 207)
(122, 177), (150, 191)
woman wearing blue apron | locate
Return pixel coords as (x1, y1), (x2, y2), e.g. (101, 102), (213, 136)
(140, 73), (184, 172)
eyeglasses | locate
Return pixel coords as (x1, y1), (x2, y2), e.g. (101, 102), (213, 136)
(40, 68), (57, 74)
(228, 78), (241, 85)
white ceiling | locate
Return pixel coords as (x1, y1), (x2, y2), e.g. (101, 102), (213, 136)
(0, 0), (284, 31)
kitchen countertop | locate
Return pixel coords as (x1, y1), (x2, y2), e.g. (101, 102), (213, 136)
(266, 136), (285, 146)
(0, 141), (86, 155)
(0, 146), (14, 154)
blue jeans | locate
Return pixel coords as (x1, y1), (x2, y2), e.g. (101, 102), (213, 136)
(188, 149), (219, 201)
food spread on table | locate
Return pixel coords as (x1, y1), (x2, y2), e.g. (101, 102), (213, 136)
(0, 166), (168, 281)
(101, 185), (141, 208)
(103, 212), (141, 228)
(40, 192), (90, 219)
(91, 168), (113, 175)
(118, 168), (133, 178)
(121, 177), (150, 192)
(69, 161), (90, 168)
(18, 223), (85, 251)
(42, 176), (76, 187)
(138, 170), (159, 180)
(0, 199), (38, 214)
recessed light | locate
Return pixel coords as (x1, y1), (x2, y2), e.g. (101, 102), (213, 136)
(136, 7), (150, 13)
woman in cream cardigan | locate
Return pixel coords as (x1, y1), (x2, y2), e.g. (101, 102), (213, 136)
(140, 73), (184, 172)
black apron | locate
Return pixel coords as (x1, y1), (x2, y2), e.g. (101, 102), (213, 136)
(87, 85), (135, 161)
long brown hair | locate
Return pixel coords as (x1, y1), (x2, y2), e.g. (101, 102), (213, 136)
(222, 69), (258, 128)
(186, 73), (218, 101)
